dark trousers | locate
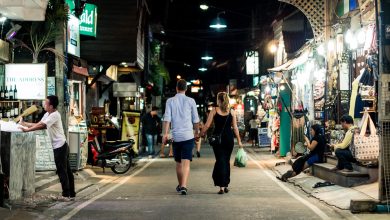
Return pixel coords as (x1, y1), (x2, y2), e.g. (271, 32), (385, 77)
(335, 148), (355, 170)
(54, 143), (75, 197)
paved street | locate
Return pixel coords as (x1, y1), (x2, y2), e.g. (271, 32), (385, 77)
(21, 144), (360, 220)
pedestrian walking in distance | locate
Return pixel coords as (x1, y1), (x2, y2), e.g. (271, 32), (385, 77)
(162, 79), (200, 195)
(200, 92), (243, 194)
(20, 95), (75, 202)
(142, 106), (161, 158)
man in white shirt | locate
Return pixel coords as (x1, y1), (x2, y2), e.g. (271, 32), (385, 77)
(162, 79), (200, 195)
(20, 96), (75, 201)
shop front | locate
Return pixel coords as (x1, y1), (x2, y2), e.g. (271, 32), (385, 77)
(0, 63), (54, 203)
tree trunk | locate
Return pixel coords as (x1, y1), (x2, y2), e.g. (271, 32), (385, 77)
(55, 33), (68, 135)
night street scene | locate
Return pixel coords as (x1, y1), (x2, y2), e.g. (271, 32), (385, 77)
(1, 0), (390, 219)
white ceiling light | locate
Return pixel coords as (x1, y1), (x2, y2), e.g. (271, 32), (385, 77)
(200, 4), (209, 10)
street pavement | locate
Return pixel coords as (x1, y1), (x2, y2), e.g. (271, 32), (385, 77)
(1, 143), (389, 220)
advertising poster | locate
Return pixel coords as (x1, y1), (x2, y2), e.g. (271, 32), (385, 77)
(121, 111), (140, 154)
(5, 63), (47, 100)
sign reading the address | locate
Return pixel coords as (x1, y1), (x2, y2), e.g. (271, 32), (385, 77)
(5, 63), (47, 100)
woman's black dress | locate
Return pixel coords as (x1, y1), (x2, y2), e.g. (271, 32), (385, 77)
(212, 112), (234, 187)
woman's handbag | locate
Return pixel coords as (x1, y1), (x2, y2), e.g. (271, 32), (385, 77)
(353, 112), (379, 161)
(208, 134), (222, 146)
(208, 114), (229, 146)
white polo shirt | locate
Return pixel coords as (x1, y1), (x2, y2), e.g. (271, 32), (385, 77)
(41, 111), (66, 149)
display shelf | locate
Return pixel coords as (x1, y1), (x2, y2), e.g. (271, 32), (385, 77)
(360, 110), (376, 113)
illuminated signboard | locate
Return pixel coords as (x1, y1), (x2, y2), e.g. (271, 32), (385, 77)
(66, 0), (98, 37)
(5, 64), (47, 100)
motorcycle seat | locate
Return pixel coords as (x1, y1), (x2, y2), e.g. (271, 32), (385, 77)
(105, 141), (131, 148)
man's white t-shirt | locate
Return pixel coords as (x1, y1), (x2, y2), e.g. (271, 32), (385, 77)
(41, 111), (66, 149)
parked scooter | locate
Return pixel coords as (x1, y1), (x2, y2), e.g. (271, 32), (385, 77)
(87, 128), (135, 174)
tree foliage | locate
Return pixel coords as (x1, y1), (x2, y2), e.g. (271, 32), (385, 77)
(149, 40), (170, 96)
(14, 0), (69, 63)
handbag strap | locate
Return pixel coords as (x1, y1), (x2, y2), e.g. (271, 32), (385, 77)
(218, 111), (230, 136)
(360, 111), (377, 136)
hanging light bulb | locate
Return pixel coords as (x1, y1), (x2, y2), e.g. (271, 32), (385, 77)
(327, 39), (335, 52)
(345, 30), (354, 44)
(350, 38), (358, 50)
(317, 43), (325, 56)
(357, 28), (366, 45)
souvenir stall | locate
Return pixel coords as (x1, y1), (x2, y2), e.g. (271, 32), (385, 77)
(259, 74), (280, 153)
(230, 94), (245, 139)
(325, 1), (379, 153)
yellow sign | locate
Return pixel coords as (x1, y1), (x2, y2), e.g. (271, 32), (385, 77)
(121, 111), (140, 154)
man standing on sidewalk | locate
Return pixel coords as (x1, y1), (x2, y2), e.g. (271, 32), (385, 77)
(20, 95), (75, 201)
(162, 79), (200, 195)
(142, 106), (161, 158)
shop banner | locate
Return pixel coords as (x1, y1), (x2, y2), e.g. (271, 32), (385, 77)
(5, 63), (47, 100)
(67, 14), (80, 57)
(336, 0), (359, 17)
(121, 111), (140, 154)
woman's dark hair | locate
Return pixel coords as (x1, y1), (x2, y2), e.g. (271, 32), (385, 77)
(176, 79), (187, 91)
(311, 124), (323, 136)
(340, 115), (354, 124)
(47, 95), (59, 109)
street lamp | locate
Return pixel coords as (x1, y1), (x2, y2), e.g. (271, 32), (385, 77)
(198, 67), (207, 72)
(201, 55), (213, 60)
(209, 11), (227, 29)
(200, 4), (209, 10)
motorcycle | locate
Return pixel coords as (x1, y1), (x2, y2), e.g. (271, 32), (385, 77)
(87, 128), (135, 174)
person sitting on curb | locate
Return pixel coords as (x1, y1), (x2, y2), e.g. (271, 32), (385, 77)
(329, 115), (358, 172)
(278, 124), (326, 182)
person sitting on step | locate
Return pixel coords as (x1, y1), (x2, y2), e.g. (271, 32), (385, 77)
(329, 115), (358, 172)
(278, 124), (326, 181)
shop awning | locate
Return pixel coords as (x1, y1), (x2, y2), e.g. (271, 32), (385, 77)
(268, 43), (311, 72)
(267, 59), (295, 72)
(0, 0), (49, 21)
(72, 65), (89, 77)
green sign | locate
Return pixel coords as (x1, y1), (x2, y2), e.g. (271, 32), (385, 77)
(66, 1), (98, 37)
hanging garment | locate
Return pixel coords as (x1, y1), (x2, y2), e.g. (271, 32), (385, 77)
(359, 68), (374, 86)
(354, 94), (364, 119)
(349, 78), (359, 118)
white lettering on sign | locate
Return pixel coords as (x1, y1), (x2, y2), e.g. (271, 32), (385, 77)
(80, 9), (94, 25)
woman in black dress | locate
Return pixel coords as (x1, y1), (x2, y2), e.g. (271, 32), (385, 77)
(201, 92), (243, 194)
(278, 124), (326, 181)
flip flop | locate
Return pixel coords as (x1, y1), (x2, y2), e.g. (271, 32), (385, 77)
(313, 181), (335, 188)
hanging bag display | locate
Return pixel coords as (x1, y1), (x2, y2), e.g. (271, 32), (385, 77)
(208, 113), (229, 147)
(353, 112), (379, 161)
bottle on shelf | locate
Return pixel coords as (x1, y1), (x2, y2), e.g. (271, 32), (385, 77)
(9, 85), (13, 100)
(0, 86), (4, 101)
(13, 85), (17, 100)
(10, 103), (14, 118)
(14, 102), (19, 117)
(6, 103), (11, 118)
(4, 86), (9, 100)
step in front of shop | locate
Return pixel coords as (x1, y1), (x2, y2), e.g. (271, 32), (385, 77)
(34, 171), (59, 192)
(311, 163), (369, 187)
(324, 155), (378, 184)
